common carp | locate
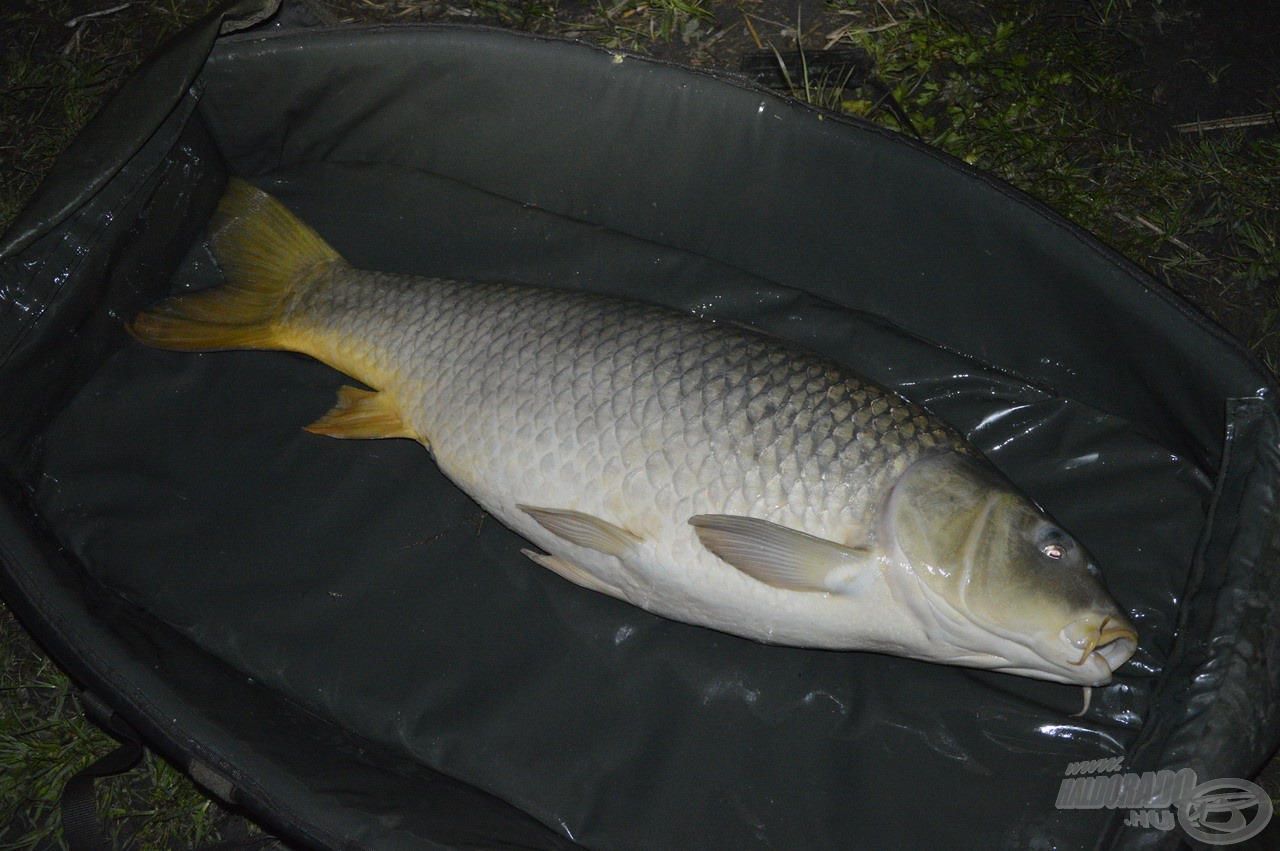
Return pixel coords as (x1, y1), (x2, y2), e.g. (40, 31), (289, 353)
(131, 179), (1138, 691)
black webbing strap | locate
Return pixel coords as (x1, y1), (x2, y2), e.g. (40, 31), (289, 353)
(60, 691), (145, 851)
(60, 691), (281, 850)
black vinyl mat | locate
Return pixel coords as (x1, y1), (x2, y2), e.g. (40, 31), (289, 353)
(33, 161), (1208, 848)
(3, 14), (1276, 850)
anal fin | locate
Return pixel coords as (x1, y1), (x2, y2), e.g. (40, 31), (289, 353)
(522, 549), (627, 601)
(305, 385), (420, 442)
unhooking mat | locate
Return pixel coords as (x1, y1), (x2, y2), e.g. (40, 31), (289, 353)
(1, 1), (1277, 848)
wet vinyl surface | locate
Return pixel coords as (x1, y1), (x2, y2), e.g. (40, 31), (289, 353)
(29, 161), (1211, 848)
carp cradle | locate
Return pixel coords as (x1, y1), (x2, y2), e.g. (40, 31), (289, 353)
(1, 1), (1277, 848)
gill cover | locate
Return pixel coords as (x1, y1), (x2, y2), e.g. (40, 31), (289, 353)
(887, 453), (1137, 684)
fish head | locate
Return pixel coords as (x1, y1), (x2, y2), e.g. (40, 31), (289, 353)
(885, 452), (1137, 685)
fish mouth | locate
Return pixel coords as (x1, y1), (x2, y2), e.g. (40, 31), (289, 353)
(1061, 615), (1138, 677)
(936, 617), (1138, 685)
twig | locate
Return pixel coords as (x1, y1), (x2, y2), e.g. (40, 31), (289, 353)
(743, 11), (789, 30)
(1114, 211), (1212, 263)
(403, 513), (485, 549)
(1174, 113), (1278, 134)
(64, 3), (131, 28)
(61, 3), (132, 55)
(697, 20), (740, 51)
(741, 11), (763, 50)
(61, 26), (83, 56)
(825, 20), (899, 50)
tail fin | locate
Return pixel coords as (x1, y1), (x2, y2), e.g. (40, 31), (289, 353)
(128, 179), (342, 351)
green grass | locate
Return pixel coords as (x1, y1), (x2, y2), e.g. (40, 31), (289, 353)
(0, 602), (250, 849)
(597, 0), (718, 46)
(459, 0), (718, 48)
(0, 0), (222, 229)
(0, 13), (114, 226)
(816, 2), (1280, 368)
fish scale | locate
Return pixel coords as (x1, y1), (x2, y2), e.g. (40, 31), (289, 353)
(300, 272), (918, 540)
(129, 180), (1139, 687)
(296, 272), (964, 556)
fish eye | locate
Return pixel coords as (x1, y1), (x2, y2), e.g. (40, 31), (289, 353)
(1036, 528), (1074, 561)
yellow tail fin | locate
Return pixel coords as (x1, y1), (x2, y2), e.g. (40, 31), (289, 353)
(128, 179), (342, 351)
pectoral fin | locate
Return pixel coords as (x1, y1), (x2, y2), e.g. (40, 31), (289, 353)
(305, 385), (419, 442)
(518, 505), (641, 558)
(522, 549), (627, 601)
(689, 514), (876, 594)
